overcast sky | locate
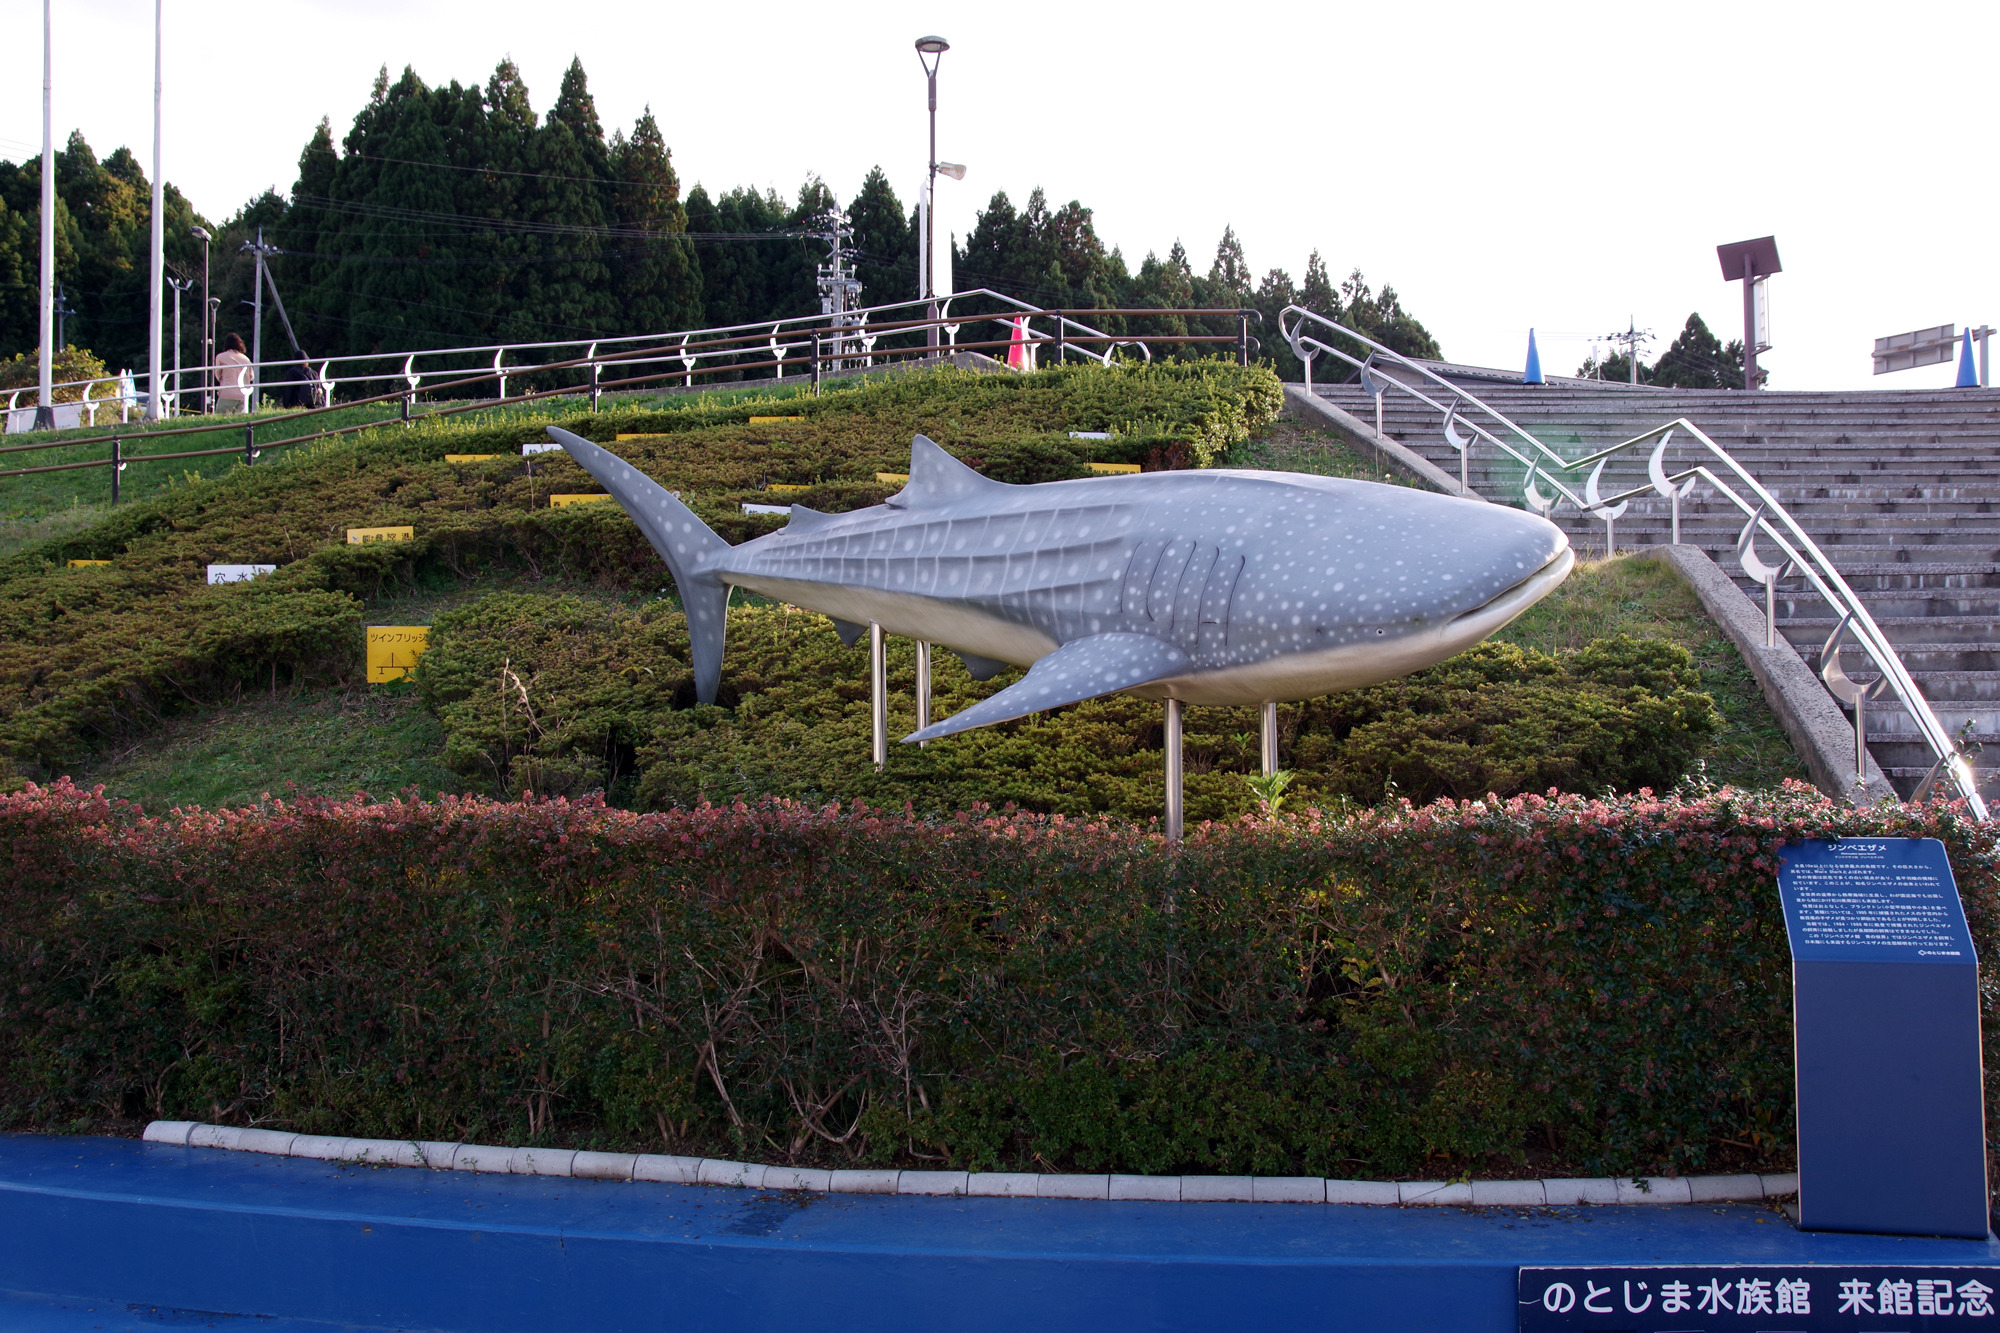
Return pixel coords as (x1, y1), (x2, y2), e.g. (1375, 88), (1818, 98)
(5, 0), (1994, 389)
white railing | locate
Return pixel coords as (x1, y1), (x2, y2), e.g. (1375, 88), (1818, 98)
(1281, 304), (1988, 817)
(0, 289), (1173, 433)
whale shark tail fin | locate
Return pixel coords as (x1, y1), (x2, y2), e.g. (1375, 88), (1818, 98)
(545, 425), (732, 704)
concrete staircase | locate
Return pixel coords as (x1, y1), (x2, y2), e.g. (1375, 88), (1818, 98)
(1310, 375), (2000, 800)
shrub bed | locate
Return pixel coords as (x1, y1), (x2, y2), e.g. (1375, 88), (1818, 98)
(4, 778), (1990, 1180)
(415, 598), (1721, 815)
(0, 363), (1280, 773)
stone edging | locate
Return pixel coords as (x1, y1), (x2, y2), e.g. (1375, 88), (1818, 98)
(142, 1121), (1796, 1207)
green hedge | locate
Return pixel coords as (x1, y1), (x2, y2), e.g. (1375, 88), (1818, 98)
(4, 778), (1990, 1180)
(415, 598), (1721, 815)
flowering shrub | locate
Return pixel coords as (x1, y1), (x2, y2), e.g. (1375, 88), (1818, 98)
(3, 779), (1989, 1179)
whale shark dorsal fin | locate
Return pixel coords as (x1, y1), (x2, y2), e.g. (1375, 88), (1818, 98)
(783, 504), (838, 533)
(889, 435), (1007, 509)
(903, 633), (1189, 743)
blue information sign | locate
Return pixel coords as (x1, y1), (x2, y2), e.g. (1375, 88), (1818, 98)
(1778, 838), (1977, 964)
(1520, 1264), (1999, 1330)
(1777, 838), (1988, 1239)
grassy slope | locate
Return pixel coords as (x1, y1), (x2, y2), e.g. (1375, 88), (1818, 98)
(70, 419), (1808, 811)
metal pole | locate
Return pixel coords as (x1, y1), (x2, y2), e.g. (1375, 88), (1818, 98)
(1979, 326), (1991, 389)
(915, 641), (931, 746)
(110, 433), (120, 504)
(1766, 577), (1780, 649)
(812, 332), (822, 395)
(1238, 314), (1249, 367)
(169, 279), (182, 414)
(870, 622), (887, 772)
(251, 226), (265, 411)
(1671, 488), (1681, 546)
(200, 238), (211, 412)
(1741, 256), (1758, 390)
(1259, 701), (1277, 776)
(146, 0), (163, 422)
(244, 421), (255, 466)
(1163, 699), (1184, 843)
(1854, 692), (1868, 784)
(37, 0), (53, 426)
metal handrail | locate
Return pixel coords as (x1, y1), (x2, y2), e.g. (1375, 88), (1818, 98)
(3, 289), (1229, 429)
(1279, 304), (1987, 817)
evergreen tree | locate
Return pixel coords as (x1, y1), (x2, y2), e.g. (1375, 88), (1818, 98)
(511, 57), (613, 345)
(607, 109), (701, 336)
(845, 166), (913, 307)
(1650, 312), (1743, 389)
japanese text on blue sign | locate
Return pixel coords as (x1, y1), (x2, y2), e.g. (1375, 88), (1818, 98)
(1520, 1266), (1997, 1330)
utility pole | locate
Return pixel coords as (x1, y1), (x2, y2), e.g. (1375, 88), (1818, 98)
(145, 0), (163, 421)
(241, 227), (279, 411)
(810, 205), (861, 370)
(1601, 320), (1652, 384)
(37, 0), (53, 428)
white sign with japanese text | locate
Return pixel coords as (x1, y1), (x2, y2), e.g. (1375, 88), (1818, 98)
(1520, 1265), (1998, 1330)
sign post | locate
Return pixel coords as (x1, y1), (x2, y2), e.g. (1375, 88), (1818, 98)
(1777, 837), (1988, 1239)
(1717, 236), (1781, 390)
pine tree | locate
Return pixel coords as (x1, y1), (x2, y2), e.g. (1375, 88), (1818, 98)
(607, 109), (700, 336)
(1650, 312), (1742, 389)
(846, 166), (913, 307)
(510, 57), (613, 344)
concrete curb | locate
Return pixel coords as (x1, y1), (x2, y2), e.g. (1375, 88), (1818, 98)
(1280, 384), (1479, 500)
(1633, 544), (1899, 806)
(142, 1122), (1795, 1208)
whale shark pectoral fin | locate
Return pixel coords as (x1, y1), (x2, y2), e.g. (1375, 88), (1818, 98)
(955, 650), (1008, 681)
(903, 633), (1189, 743)
(831, 618), (867, 648)
(888, 435), (1010, 509)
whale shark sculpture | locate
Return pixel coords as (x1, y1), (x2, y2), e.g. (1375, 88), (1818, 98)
(544, 426), (1573, 743)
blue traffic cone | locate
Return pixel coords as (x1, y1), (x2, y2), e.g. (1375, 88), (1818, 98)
(1957, 330), (1979, 388)
(1523, 329), (1545, 385)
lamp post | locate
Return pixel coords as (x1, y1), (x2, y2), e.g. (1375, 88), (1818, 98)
(166, 275), (192, 414)
(915, 35), (948, 350)
(190, 225), (211, 412)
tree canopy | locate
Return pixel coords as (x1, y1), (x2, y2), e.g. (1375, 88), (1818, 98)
(0, 57), (1443, 387)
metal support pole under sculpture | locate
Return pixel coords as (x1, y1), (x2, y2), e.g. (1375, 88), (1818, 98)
(1259, 701), (1278, 776)
(870, 622), (887, 772)
(1164, 699), (1184, 843)
(914, 641), (931, 745)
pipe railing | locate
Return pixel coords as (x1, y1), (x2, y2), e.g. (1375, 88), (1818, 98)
(1280, 303), (1987, 818)
(4, 290), (1258, 431)
(0, 297), (1260, 483)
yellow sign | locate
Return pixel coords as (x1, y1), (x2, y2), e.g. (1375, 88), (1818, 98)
(347, 526), (414, 545)
(765, 483), (810, 494)
(549, 493), (612, 508)
(66, 559), (111, 568)
(366, 626), (429, 684)
(876, 472), (910, 485)
(614, 433), (665, 441)
(1087, 462), (1142, 475)
(444, 454), (498, 463)
(747, 416), (790, 424)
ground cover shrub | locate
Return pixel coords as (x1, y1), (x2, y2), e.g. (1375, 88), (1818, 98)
(1, 779), (1989, 1180)
(0, 364), (1280, 775)
(413, 598), (1719, 815)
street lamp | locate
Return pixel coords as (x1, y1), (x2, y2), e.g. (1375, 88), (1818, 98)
(915, 34), (949, 349)
(190, 225), (211, 412)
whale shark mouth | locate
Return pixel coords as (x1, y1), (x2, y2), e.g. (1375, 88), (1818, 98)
(1446, 545), (1576, 634)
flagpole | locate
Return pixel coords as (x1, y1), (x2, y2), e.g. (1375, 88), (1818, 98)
(37, 0), (53, 425)
(147, 0), (164, 420)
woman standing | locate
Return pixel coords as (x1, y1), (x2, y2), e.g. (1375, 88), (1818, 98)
(214, 333), (254, 412)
